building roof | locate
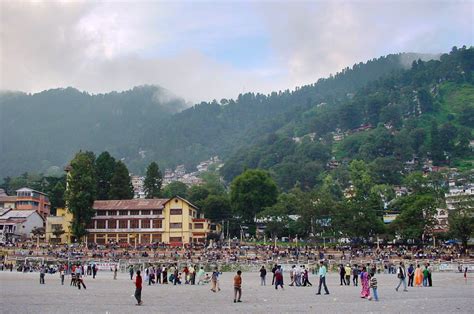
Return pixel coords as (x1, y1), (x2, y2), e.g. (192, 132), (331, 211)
(0, 209), (38, 219)
(93, 199), (169, 210)
(163, 196), (199, 210)
(16, 187), (47, 195)
(0, 195), (17, 203)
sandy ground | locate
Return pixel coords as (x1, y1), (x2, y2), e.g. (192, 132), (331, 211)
(0, 270), (473, 313)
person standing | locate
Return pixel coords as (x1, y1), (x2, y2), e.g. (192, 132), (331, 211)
(259, 265), (267, 286)
(427, 263), (433, 287)
(134, 270), (143, 306)
(407, 264), (414, 287)
(396, 262), (408, 292)
(422, 265), (429, 287)
(233, 270), (242, 303)
(339, 264), (345, 286)
(316, 261), (329, 295)
(210, 267), (221, 292)
(369, 273), (378, 301)
(289, 265), (296, 286)
(414, 264), (422, 287)
(59, 266), (65, 285)
(360, 266), (370, 298)
(352, 264), (359, 286)
(114, 265), (118, 280)
(39, 265), (45, 284)
(344, 264), (351, 286)
(129, 265), (134, 280)
(92, 264), (97, 279)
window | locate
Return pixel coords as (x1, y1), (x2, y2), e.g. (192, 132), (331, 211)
(169, 237), (182, 242)
(119, 210), (128, 216)
(130, 210), (139, 215)
(130, 220), (139, 228)
(96, 211), (106, 216)
(141, 220), (150, 228)
(141, 210), (150, 215)
(194, 223), (204, 229)
(170, 208), (182, 215)
(108, 210), (117, 216)
(119, 220), (128, 229)
(153, 210), (162, 215)
(152, 219), (162, 228)
(170, 223), (182, 229)
(108, 220), (117, 229)
(189, 209), (192, 216)
(96, 220), (106, 229)
(189, 223), (192, 230)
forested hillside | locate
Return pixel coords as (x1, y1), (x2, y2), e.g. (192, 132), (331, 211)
(0, 54), (435, 179)
(221, 46), (474, 189)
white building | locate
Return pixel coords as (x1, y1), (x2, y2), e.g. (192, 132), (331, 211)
(0, 209), (44, 243)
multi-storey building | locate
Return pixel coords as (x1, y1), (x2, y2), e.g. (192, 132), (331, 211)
(0, 208), (44, 243)
(45, 207), (73, 244)
(15, 188), (51, 219)
(86, 196), (215, 245)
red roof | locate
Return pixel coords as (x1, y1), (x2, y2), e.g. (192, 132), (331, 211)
(93, 199), (168, 210)
(0, 196), (17, 203)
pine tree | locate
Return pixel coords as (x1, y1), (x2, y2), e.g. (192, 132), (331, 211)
(65, 151), (97, 241)
(109, 161), (134, 200)
(144, 161), (162, 199)
(95, 151), (116, 200)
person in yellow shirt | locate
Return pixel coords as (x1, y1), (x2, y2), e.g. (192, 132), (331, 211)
(234, 270), (242, 303)
(344, 264), (352, 285)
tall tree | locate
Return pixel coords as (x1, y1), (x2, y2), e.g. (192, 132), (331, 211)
(144, 161), (163, 199)
(109, 161), (134, 200)
(161, 181), (188, 198)
(95, 151), (116, 200)
(430, 120), (444, 165)
(230, 169), (278, 223)
(448, 196), (474, 253)
(201, 194), (232, 222)
(65, 151), (97, 241)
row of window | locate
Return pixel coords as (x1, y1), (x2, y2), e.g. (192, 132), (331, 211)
(89, 220), (204, 230)
(95, 208), (195, 216)
(17, 201), (39, 207)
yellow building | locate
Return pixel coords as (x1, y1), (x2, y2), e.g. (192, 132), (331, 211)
(86, 196), (218, 246)
(45, 207), (73, 244)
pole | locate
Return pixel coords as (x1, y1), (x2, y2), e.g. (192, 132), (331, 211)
(377, 236), (380, 250)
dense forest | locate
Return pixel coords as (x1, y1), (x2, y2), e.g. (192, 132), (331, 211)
(0, 52), (446, 179)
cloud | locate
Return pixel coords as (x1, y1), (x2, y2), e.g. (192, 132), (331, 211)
(1, 1), (473, 104)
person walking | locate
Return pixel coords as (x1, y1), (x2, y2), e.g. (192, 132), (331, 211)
(259, 265), (267, 286)
(316, 261), (329, 295)
(396, 262), (408, 292)
(134, 270), (143, 306)
(407, 264), (414, 287)
(274, 265), (284, 290)
(271, 264), (277, 285)
(369, 273), (378, 301)
(302, 266), (312, 287)
(210, 267), (221, 292)
(289, 265), (296, 286)
(233, 270), (242, 303)
(360, 266), (370, 298)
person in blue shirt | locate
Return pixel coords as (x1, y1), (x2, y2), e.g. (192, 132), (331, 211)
(316, 261), (330, 295)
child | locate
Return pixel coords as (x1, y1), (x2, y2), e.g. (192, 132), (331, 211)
(369, 274), (378, 301)
(234, 270), (242, 303)
(211, 268), (221, 292)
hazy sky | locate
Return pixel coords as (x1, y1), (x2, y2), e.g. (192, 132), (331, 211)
(1, 0), (473, 103)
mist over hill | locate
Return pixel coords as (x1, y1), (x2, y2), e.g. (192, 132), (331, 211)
(1, 50), (471, 181)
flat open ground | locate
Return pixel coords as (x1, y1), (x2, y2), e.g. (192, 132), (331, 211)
(1, 271), (473, 313)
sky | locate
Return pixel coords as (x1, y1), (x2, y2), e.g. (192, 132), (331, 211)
(1, 0), (473, 104)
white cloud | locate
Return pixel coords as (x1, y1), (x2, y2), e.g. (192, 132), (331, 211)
(0, 1), (472, 104)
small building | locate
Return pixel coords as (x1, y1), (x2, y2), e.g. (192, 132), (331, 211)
(0, 209), (44, 243)
(45, 207), (73, 244)
(0, 195), (17, 209)
(15, 187), (51, 219)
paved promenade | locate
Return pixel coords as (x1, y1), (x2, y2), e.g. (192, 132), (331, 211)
(0, 271), (472, 313)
